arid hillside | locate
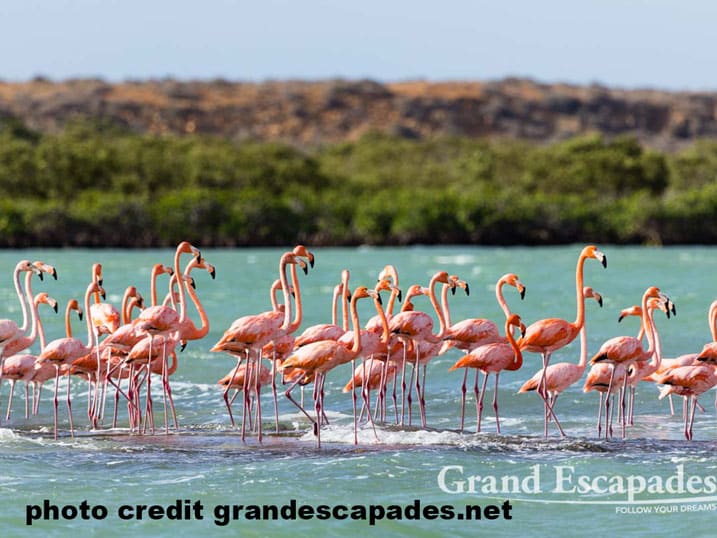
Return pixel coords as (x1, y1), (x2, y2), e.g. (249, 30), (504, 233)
(1, 77), (716, 150)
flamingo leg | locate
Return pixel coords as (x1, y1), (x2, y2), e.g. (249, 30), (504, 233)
(476, 370), (489, 433)
(493, 372), (501, 434)
(65, 372), (74, 438)
(5, 380), (16, 421)
(538, 352), (565, 437)
(458, 368), (468, 432)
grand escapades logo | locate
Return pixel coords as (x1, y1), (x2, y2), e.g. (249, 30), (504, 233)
(437, 464), (717, 504)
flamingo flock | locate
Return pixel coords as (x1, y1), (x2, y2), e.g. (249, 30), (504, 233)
(1, 243), (716, 445)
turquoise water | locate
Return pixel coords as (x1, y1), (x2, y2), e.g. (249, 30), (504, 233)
(1, 245), (716, 537)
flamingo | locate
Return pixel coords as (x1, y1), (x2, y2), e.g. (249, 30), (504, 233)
(517, 244), (607, 437)
(36, 281), (105, 439)
(518, 287), (603, 426)
(654, 362), (717, 440)
(589, 286), (669, 438)
(0, 261), (44, 410)
(127, 241), (201, 433)
(448, 314), (525, 433)
(388, 271), (453, 427)
(2, 293), (58, 420)
(89, 263), (121, 334)
(211, 247), (312, 441)
(280, 286), (380, 448)
(337, 284), (390, 442)
(2, 261), (57, 358)
(444, 273), (526, 431)
(614, 298), (671, 423)
(583, 361), (629, 437)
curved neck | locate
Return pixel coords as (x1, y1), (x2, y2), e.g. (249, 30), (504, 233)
(347, 294), (362, 355)
(428, 276), (448, 338)
(278, 254), (293, 332)
(84, 285), (96, 349)
(505, 321), (523, 371)
(441, 283), (452, 327)
(23, 270), (38, 341)
(65, 303), (75, 339)
(287, 261), (303, 333)
(374, 297), (390, 343)
(37, 300), (48, 351)
(270, 280), (282, 311)
(496, 277), (511, 318)
(709, 300), (717, 342)
(125, 298), (142, 323)
(14, 265), (30, 332)
(121, 287), (135, 325)
(573, 252), (588, 330)
(150, 266), (162, 307)
(330, 285), (341, 326)
(181, 275), (210, 339)
(641, 303), (660, 368)
(340, 271), (350, 332)
(174, 249), (189, 319)
(577, 326), (588, 369)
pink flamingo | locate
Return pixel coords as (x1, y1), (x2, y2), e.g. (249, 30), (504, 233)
(444, 273), (526, 431)
(0, 261), (44, 406)
(2, 293), (58, 419)
(448, 314), (525, 433)
(388, 271), (453, 427)
(614, 298), (671, 424)
(589, 286), (668, 438)
(280, 286), (380, 448)
(518, 287), (603, 420)
(583, 361), (628, 437)
(89, 263), (121, 334)
(655, 362), (717, 440)
(211, 247), (312, 441)
(518, 245), (607, 437)
(36, 281), (105, 439)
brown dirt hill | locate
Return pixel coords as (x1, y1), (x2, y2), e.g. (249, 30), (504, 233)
(1, 77), (716, 150)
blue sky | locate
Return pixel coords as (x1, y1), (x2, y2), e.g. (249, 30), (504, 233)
(2, 0), (716, 90)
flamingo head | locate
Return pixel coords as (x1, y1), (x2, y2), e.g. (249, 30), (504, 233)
(506, 313), (526, 337)
(449, 275), (470, 297)
(584, 286), (603, 308)
(351, 286), (381, 305)
(92, 262), (103, 286)
(292, 245), (315, 268)
(583, 245), (607, 268)
(501, 273), (525, 300)
(35, 292), (59, 313)
(33, 261), (58, 281)
(176, 241), (202, 263)
(377, 265), (398, 285)
(374, 278), (399, 302)
(618, 305), (641, 323)
(67, 299), (84, 321)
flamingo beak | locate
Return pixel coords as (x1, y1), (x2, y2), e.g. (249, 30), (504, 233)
(519, 286), (526, 300)
(601, 254), (607, 268)
(209, 267), (216, 279)
(52, 303), (59, 313)
(181, 341), (187, 352)
(396, 288), (402, 302)
(618, 314), (626, 323)
(464, 283), (470, 296)
(597, 295), (603, 308)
